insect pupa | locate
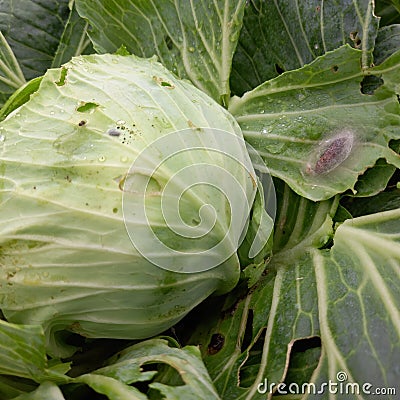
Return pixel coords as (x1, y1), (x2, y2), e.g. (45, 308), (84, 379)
(306, 129), (355, 175)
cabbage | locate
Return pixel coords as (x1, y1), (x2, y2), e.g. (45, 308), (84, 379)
(0, 54), (261, 356)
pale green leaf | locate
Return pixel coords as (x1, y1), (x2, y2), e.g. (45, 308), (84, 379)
(0, 319), (70, 385)
(0, 320), (47, 380)
(76, 374), (149, 400)
(94, 339), (221, 400)
(11, 382), (65, 400)
(0, 53), (248, 358)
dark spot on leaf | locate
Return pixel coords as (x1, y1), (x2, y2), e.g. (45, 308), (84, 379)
(65, 175), (72, 183)
(107, 128), (121, 137)
(165, 35), (173, 50)
(78, 120), (86, 126)
(208, 333), (225, 355)
(274, 63), (285, 74)
(113, 207), (118, 213)
(77, 102), (99, 113)
(360, 75), (384, 95)
(55, 67), (68, 86)
(316, 5), (321, 12)
(331, 65), (339, 73)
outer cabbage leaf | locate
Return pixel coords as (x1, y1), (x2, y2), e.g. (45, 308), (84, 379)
(75, 0), (247, 105)
(231, 0), (379, 95)
(229, 46), (400, 201)
(0, 54), (258, 357)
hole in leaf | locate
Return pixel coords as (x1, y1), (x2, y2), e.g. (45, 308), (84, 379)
(331, 65), (339, 73)
(238, 327), (266, 388)
(165, 35), (173, 50)
(55, 67), (68, 86)
(275, 63), (285, 75)
(207, 333), (225, 355)
(241, 309), (254, 352)
(349, 31), (358, 40)
(153, 75), (175, 89)
(77, 102), (99, 113)
(283, 337), (321, 387)
(360, 75), (384, 95)
(349, 31), (362, 48)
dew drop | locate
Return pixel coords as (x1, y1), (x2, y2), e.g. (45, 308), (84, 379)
(297, 93), (306, 101)
(314, 43), (319, 50)
(188, 46), (195, 52)
(0, 134), (5, 142)
(120, 156), (128, 163)
(50, 111), (55, 115)
(116, 120), (126, 125)
(261, 128), (269, 135)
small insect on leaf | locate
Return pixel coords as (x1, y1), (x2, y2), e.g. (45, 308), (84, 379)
(309, 130), (355, 175)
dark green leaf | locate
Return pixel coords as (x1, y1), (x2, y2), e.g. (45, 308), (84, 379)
(231, 0), (379, 95)
(375, 0), (400, 26)
(51, 2), (93, 68)
(75, 0), (247, 105)
(0, 0), (70, 79)
(374, 24), (400, 65)
(343, 188), (400, 216)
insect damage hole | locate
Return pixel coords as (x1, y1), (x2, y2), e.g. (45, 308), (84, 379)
(306, 129), (355, 176)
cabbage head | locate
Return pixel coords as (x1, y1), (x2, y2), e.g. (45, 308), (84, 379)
(0, 54), (261, 356)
